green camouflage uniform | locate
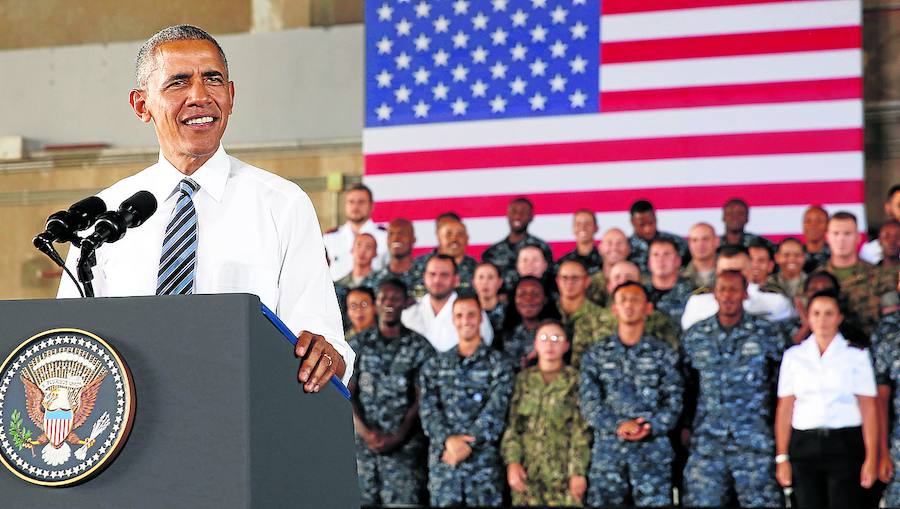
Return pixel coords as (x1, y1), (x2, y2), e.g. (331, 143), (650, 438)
(816, 261), (899, 337)
(586, 271), (609, 307)
(681, 261), (716, 290)
(501, 366), (591, 507)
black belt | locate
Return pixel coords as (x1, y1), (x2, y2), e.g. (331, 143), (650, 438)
(794, 426), (861, 438)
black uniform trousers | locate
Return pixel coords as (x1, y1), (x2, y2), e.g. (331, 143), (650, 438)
(789, 426), (865, 509)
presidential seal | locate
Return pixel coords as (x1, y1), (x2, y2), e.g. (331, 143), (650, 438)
(0, 328), (135, 487)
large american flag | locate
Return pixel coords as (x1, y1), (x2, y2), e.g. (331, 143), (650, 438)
(363, 0), (864, 259)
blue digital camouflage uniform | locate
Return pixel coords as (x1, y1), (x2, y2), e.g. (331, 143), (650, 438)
(334, 282), (351, 331)
(680, 313), (784, 508)
(501, 366), (591, 507)
(484, 302), (506, 340)
(418, 343), (514, 507)
(482, 233), (553, 291)
(556, 246), (603, 275)
(580, 333), (683, 507)
(872, 312), (900, 506)
(409, 250), (479, 299)
(502, 323), (536, 370)
(360, 265), (418, 297)
(721, 231), (774, 251)
(628, 231), (688, 274)
(646, 276), (697, 326)
(803, 244), (830, 273)
(349, 326), (436, 506)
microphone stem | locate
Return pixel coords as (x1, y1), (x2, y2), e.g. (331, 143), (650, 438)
(77, 243), (97, 298)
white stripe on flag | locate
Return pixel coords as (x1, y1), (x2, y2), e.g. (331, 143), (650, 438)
(366, 152), (863, 201)
(363, 100), (862, 154)
(601, 1), (860, 42)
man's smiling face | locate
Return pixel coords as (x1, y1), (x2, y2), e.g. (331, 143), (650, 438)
(131, 39), (234, 172)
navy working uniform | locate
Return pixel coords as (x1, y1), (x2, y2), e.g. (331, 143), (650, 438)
(872, 312), (900, 506)
(349, 326), (436, 505)
(482, 233), (553, 291)
(580, 333), (683, 507)
(418, 343), (514, 507)
(647, 277), (696, 327)
(629, 231), (688, 274)
(680, 314), (784, 507)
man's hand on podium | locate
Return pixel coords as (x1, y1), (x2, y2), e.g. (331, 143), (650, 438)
(295, 331), (346, 393)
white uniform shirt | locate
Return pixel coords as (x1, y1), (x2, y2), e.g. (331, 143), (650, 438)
(57, 146), (354, 384)
(401, 292), (494, 352)
(681, 282), (796, 330)
(323, 220), (388, 282)
(859, 238), (883, 265)
(777, 333), (876, 430)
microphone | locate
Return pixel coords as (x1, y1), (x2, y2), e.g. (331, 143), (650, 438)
(33, 196), (106, 248)
(80, 191), (157, 250)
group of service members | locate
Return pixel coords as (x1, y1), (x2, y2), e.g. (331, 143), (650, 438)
(325, 183), (900, 508)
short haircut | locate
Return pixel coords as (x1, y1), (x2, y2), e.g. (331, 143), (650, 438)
(829, 211), (858, 226)
(805, 205), (829, 219)
(649, 236), (680, 253)
(717, 244), (750, 259)
(804, 271), (839, 293)
(557, 258), (589, 273)
(510, 197), (534, 211)
(630, 199), (654, 215)
(724, 198), (748, 210)
(437, 211), (462, 223)
(535, 318), (567, 339)
(574, 208), (598, 225)
(881, 220), (900, 231)
(427, 253), (458, 274)
(806, 288), (841, 313)
(377, 277), (408, 296)
(515, 275), (545, 293)
(135, 25), (227, 90)
(777, 237), (804, 250)
(453, 292), (482, 311)
(612, 280), (648, 300)
(347, 183), (374, 202)
(888, 184), (900, 200)
(347, 286), (375, 302)
(747, 238), (773, 259)
(716, 269), (748, 288)
(474, 261), (501, 277)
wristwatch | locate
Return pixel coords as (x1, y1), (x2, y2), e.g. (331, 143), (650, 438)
(775, 454), (790, 464)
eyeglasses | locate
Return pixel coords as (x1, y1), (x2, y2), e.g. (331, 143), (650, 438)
(348, 302), (371, 311)
(537, 334), (566, 343)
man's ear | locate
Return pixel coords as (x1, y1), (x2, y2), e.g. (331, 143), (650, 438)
(129, 89), (152, 123)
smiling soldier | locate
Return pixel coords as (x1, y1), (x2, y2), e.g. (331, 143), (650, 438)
(57, 25), (353, 392)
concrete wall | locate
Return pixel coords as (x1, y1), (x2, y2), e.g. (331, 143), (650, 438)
(0, 24), (364, 150)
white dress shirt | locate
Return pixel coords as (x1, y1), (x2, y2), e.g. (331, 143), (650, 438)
(57, 146), (354, 384)
(778, 333), (876, 430)
(401, 292), (494, 352)
(323, 219), (388, 282)
(859, 238), (883, 265)
(681, 282), (796, 330)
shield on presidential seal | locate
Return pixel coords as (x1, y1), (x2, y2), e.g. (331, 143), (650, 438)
(0, 328), (135, 487)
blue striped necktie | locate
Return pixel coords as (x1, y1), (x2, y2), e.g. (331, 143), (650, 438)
(157, 178), (200, 295)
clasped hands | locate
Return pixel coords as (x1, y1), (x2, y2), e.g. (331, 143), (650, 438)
(616, 417), (652, 441)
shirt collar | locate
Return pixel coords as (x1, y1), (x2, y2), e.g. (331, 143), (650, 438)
(153, 144), (229, 203)
(802, 332), (848, 357)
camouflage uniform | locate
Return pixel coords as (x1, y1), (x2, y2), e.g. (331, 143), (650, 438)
(418, 343), (514, 507)
(559, 299), (611, 368)
(766, 272), (806, 300)
(816, 261), (899, 337)
(681, 261), (716, 290)
(586, 271), (609, 307)
(335, 282), (351, 331)
(409, 250), (479, 299)
(482, 233), (553, 291)
(872, 312), (900, 506)
(628, 231), (688, 274)
(580, 334), (683, 507)
(349, 327), (436, 506)
(646, 276), (697, 326)
(681, 314), (784, 508)
(720, 231), (774, 251)
(501, 366), (591, 507)
(484, 302), (506, 340)
(360, 265), (418, 297)
(569, 306), (682, 367)
(803, 244), (830, 273)
(502, 323), (536, 370)
(556, 246), (603, 275)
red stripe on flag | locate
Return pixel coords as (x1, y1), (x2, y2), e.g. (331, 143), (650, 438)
(600, 78), (861, 112)
(372, 181), (863, 222)
(602, 26), (860, 63)
(602, 0), (815, 15)
(413, 233), (815, 261)
(364, 129), (863, 175)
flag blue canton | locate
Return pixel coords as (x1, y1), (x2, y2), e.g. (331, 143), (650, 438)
(365, 0), (600, 127)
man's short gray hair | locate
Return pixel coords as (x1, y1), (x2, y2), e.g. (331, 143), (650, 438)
(134, 24), (228, 90)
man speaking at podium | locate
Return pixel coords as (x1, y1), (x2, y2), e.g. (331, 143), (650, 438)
(57, 25), (353, 391)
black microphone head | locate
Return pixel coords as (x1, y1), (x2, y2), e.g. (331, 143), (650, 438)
(67, 196), (107, 231)
(119, 191), (157, 228)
